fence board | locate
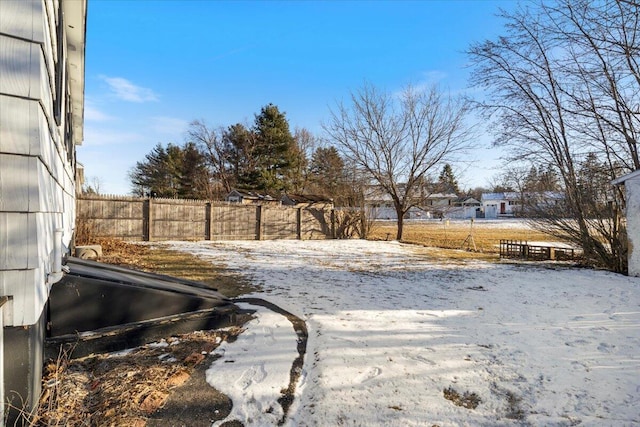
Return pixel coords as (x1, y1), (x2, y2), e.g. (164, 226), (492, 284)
(262, 206), (297, 240)
(210, 204), (259, 240)
(301, 208), (332, 239)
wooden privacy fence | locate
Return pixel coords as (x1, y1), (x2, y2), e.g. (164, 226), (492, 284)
(77, 195), (335, 241)
(499, 240), (576, 261)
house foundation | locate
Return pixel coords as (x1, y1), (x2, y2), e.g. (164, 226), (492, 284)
(2, 308), (46, 426)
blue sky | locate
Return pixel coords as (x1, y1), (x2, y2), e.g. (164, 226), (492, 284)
(80, 0), (517, 195)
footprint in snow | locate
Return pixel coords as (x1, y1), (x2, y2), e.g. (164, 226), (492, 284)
(355, 367), (382, 384)
(403, 353), (436, 366)
(261, 327), (278, 344)
(565, 339), (590, 347)
(597, 342), (615, 353)
(236, 364), (267, 390)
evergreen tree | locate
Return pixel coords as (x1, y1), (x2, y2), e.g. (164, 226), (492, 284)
(129, 142), (211, 198)
(537, 164), (559, 192)
(308, 146), (345, 198)
(252, 104), (301, 194)
(223, 123), (258, 190)
(178, 142), (212, 199)
(130, 143), (178, 197)
(524, 164), (560, 192)
(437, 164), (460, 194)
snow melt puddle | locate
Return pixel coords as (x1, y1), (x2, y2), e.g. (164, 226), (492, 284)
(206, 303), (298, 426)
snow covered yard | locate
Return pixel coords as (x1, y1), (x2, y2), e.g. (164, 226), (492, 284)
(169, 240), (640, 427)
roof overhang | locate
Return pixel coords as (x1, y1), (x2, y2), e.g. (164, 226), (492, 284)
(63, 0), (87, 146)
(611, 169), (640, 186)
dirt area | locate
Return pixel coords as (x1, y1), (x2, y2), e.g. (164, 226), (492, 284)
(31, 239), (257, 427)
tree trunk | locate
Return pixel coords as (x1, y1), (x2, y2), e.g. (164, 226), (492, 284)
(396, 205), (404, 240)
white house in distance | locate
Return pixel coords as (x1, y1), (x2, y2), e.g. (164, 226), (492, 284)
(612, 169), (640, 277)
(364, 185), (459, 220)
(0, 0), (86, 421)
(481, 192), (521, 218)
(481, 191), (564, 219)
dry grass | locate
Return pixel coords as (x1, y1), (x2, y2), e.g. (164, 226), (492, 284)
(83, 238), (257, 298)
(35, 328), (243, 426)
(369, 220), (556, 256)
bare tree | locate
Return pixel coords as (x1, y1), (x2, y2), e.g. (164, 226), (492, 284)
(82, 176), (104, 195)
(292, 127), (317, 193)
(468, 0), (638, 272)
(187, 120), (232, 196)
(324, 83), (474, 240)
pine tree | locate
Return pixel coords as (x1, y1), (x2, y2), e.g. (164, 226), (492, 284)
(223, 123), (258, 190)
(129, 142), (211, 198)
(437, 164), (460, 194)
(252, 104), (300, 194)
(178, 142), (212, 199)
(308, 146), (345, 198)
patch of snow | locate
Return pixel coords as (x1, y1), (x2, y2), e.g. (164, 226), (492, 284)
(158, 353), (177, 363)
(525, 241), (577, 249)
(107, 348), (136, 358)
(168, 239), (640, 426)
(148, 339), (170, 348)
(207, 303), (298, 426)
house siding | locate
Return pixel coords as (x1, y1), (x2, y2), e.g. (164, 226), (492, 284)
(0, 0), (81, 328)
(624, 177), (640, 277)
(1, 2), (85, 420)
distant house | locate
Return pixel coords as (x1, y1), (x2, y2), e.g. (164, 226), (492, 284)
(281, 194), (334, 209)
(481, 192), (521, 218)
(423, 192), (459, 218)
(447, 196), (481, 219)
(453, 196), (481, 207)
(0, 0), (87, 421)
(481, 191), (564, 218)
(425, 192), (459, 208)
(612, 169), (640, 277)
(364, 187), (397, 220)
(226, 189), (280, 206)
(364, 184), (462, 220)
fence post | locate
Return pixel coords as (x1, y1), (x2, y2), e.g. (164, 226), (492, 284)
(296, 208), (302, 240)
(256, 205), (263, 240)
(330, 209), (336, 239)
(144, 198), (152, 241)
(205, 202), (212, 240)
